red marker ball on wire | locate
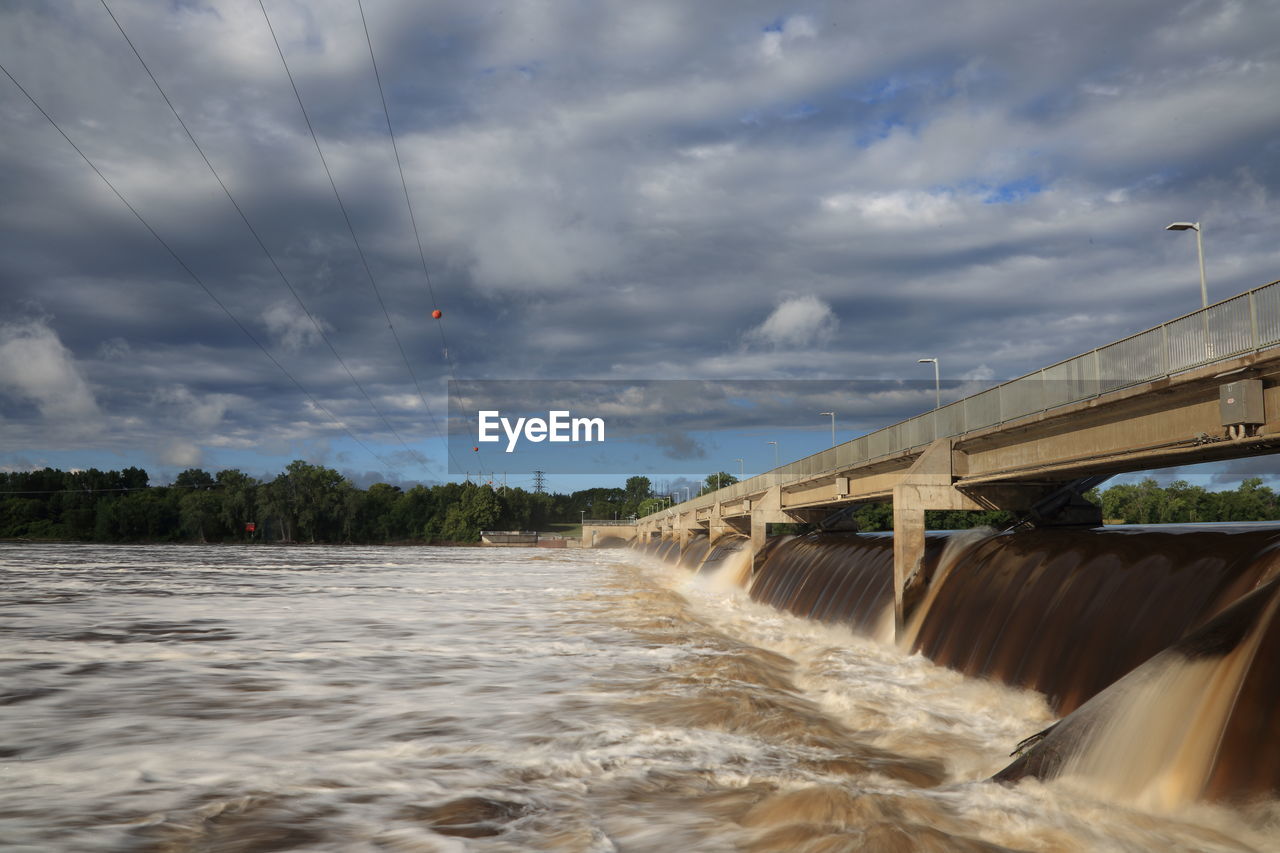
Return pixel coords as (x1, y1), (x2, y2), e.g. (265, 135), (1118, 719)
(432, 309), (442, 319)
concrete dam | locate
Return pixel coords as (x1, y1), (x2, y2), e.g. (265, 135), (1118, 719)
(633, 278), (1280, 650)
(618, 280), (1280, 810)
(636, 524), (1280, 809)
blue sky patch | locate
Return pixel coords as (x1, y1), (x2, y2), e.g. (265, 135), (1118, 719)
(983, 176), (1046, 204)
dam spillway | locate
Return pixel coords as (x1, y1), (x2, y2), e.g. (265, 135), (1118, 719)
(636, 524), (1280, 807)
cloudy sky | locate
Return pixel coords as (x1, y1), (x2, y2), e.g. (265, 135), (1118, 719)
(2, 0), (1279, 490)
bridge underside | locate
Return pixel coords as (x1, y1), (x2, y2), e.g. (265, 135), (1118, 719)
(581, 523), (638, 548)
(637, 347), (1280, 638)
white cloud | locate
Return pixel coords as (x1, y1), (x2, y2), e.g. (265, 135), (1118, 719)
(744, 295), (839, 349)
(469, 208), (621, 292)
(962, 364), (996, 382)
(761, 15), (819, 62)
(822, 189), (962, 225)
(152, 384), (241, 430)
(2, 1), (1280, 483)
(0, 318), (99, 420)
(159, 440), (203, 468)
(262, 302), (329, 353)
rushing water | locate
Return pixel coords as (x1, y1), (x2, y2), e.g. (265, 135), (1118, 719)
(2, 543), (1278, 852)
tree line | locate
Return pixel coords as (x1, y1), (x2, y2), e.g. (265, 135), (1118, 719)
(846, 477), (1280, 531)
(4, 465), (1278, 544)
(0, 463), (659, 544)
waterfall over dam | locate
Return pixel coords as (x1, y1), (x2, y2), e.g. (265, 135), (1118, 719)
(635, 524), (1280, 807)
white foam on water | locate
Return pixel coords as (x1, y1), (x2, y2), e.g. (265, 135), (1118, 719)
(2, 542), (1277, 852)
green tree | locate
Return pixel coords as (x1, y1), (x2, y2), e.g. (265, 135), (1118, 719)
(179, 489), (222, 542)
(355, 483), (402, 541)
(215, 469), (259, 539)
(853, 502), (894, 531)
(439, 483), (501, 542)
(636, 497), (668, 517)
(173, 468), (216, 490)
(0, 497), (42, 538)
(392, 485), (437, 541)
(621, 476), (653, 517)
(1219, 477), (1278, 521)
(266, 460), (352, 543)
(111, 489), (179, 541)
(699, 472), (739, 496)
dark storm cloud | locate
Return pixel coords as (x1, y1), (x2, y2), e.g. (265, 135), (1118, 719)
(1, 0), (1278, 484)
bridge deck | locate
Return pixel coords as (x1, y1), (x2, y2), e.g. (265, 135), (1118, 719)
(643, 279), (1280, 529)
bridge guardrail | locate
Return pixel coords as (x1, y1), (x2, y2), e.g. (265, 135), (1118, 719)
(646, 278), (1280, 524)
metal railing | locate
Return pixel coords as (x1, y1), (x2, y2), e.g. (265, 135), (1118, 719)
(582, 519), (637, 526)
(645, 279), (1280, 521)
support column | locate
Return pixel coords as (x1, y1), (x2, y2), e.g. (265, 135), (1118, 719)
(891, 497), (925, 640)
(708, 501), (728, 543)
(677, 509), (704, 548)
(750, 485), (783, 556)
(892, 439), (982, 642)
(750, 516), (767, 555)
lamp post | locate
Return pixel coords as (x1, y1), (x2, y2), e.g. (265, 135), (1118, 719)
(1165, 221), (1207, 309)
(819, 412), (835, 447)
(918, 358), (940, 409)
(767, 440), (779, 468)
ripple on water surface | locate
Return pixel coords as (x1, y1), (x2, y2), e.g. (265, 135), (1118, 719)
(0, 542), (1277, 852)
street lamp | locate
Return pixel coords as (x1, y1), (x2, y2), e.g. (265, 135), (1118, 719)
(1165, 221), (1207, 309)
(767, 440), (779, 468)
(918, 358), (940, 409)
(819, 412), (836, 447)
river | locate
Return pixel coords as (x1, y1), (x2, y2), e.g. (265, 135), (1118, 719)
(1, 542), (1276, 852)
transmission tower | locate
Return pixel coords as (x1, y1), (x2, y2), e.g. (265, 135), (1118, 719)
(533, 470), (546, 494)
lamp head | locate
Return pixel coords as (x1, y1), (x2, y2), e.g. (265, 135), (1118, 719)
(918, 358), (936, 364)
(1166, 221), (1199, 232)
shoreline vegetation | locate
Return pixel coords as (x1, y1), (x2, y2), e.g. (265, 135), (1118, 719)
(4, 462), (1280, 546)
(0, 462), (651, 546)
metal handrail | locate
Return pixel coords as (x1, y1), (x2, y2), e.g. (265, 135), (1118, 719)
(643, 278), (1280, 523)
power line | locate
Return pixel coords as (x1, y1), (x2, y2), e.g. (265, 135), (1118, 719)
(355, 0), (490, 480)
(357, 0), (450, 364)
(97, 0), (425, 473)
(256, 0), (458, 474)
(0, 62), (397, 475)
